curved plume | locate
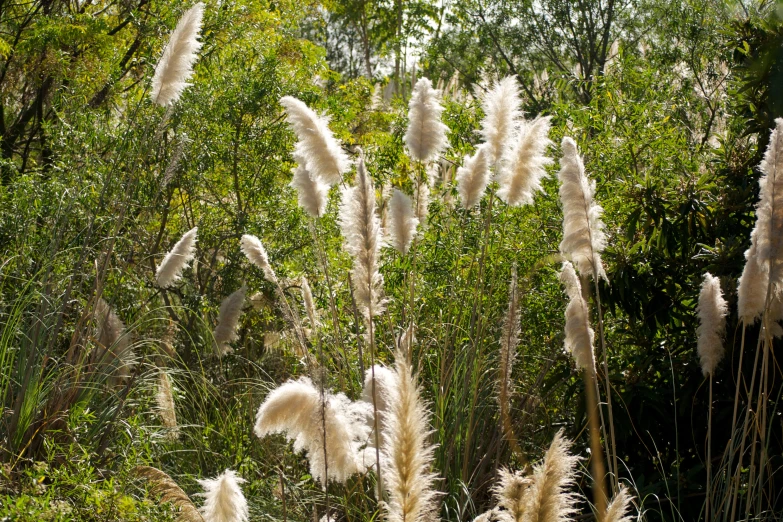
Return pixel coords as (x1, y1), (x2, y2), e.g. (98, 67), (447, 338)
(197, 469), (249, 522)
(405, 78), (449, 163)
(497, 116), (553, 207)
(480, 76), (522, 164)
(456, 144), (491, 209)
(558, 137), (607, 280)
(388, 189), (419, 255)
(280, 96), (350, 186)
(290, 154), (329, 218)
(156, 227), (198, 288)
(696, 273), (728, 376)
(254, 377), (373, 485)
(156, 370), (179, 440)
(382, 349), (438, 522)
(151, 3), (205, 106)
(523, 430), (580, 522)
(559, 261), (596, 373)
(301, 276), (318, 327)
(240, 234), (276, 283)
(213, 285), (246, 355)
(737, 245), (768, 324)
(339, 157), (384, 319)
(604, 485), (635, 522)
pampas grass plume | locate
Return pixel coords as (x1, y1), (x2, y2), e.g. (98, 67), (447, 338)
(151, 3), (205, 106)
(301, 276), (318, 327)
(213, 285), (246, 355)
(405, 78), (449, 163)
(156, 227), (198, 288)
(197, 469), (248, 522)
(558, 137), (607, 280)
(493, 468), (531, 522)
(280, 96), (350, 186)
(156, 370), (179, 439)
(737, 246), (768, 324)
(291, 154), (329, 217)
(388, 189), (419, 254)
(362, 364), (398, 449)
(523, 429), (580, 522)
(696, 273), (728, 376)
(93, 298), (135, 384)
(560, 261), (596, 373)
(604, 485), (634, 522)
(456, 144), (491, 209)
(416, 180), (430, 223)
(497, 116), (553, 207)
(480, 76), (522, 164)
(240, 234), (277, 283)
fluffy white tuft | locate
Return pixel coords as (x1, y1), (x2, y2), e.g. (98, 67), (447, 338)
(362, 365), (399, 450)
(280, 96), (350, 186)
(339, 158), (385, 319)
(197, 469), (249, 522)
(290, 154), (329, 218)
(151, 3), (205, 106)
(254, 377), (373, 485)
(496, 116), (553, 207)
(213, 285), (246, 355)
(559, 261), (596, 373)
(387, 189), (419, 254)
(405, 78), (449, 163)
(558, 137), (607, 280)
(156, 227), (198, 288)
(492, 468), (531, 522)
(523, 430), (580, 522)
(604, 485), (635, 522)
(696, 273), (728, 376)
(480, 76), (522, 164)
(737, 245), (768, 324)
(456, 144), (491, 209)
(240, 234), (277, 283)
(382, 349), (439, 522)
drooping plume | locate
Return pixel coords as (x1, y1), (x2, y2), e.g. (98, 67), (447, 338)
(290, 154), (329, 218)
(213, 285), (247, 355)
(254, 377), (373, 484)
(456, 145), (491, 209)
(604, 485), (635, 522)
(387, 189), (419, 255)
(156, 227), (198, 288)
(151, 3), (205, 106)
(492, 468), (532, 522)
(558, 137), (607, 280)
(499, 268), (520, 442)
(339, 158), (384, 319)
(497, 116), (553, 207)
(382, 349), (438, 522)
(156, 370), (179, 439)
(301, 276), (318, 327)
(240, 234), (277, 283)
(280, 96), (350, 186)
(197, 469), (249, 522)
(522, 430), (580, 522)
(738, 118), (783, 322)
(559, 261), (596, 373)
(92, 298), (135, 384)
(696, 273), (728, 377)
(405, 78), (449, 163)
(479, 76), (522, 164)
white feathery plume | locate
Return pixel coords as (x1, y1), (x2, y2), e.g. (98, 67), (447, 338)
(696, 273), (728, 377)
(604, 485), (634, 522)
(240, 234), (277, 283)
(280, 96), (350, 186)
(361, 365), (399, 450)
(472, 509), (504, 522)
(522, 430), (580, 522)
(387, 189), (419, 255)
(151, 3), (205, 106)
(558, 137), (607, 280)
(339, 157), (384, 319)
(492, 468), (532, 522)
(156, 370), (179, 439)
(197, 469), (249, 522)
(416, 180), (430, 223)
(290, 154), (329, 218)
(382, 349), (438, 522)
(405, 78), (449, 163)
(738, 118), (783, 322)
(156, 227), (198, 288)
(254, 377), (373, 485)
(301, 276), (318, 327)
(497, 116), (553, 207)
(213, 285), (247, 355)
(559, 261), (596, 373)
(456, 144), (491, 209)
(479, 76), (522, 164)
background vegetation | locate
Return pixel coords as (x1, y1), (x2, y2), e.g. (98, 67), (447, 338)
(1, 0), (782, 520)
